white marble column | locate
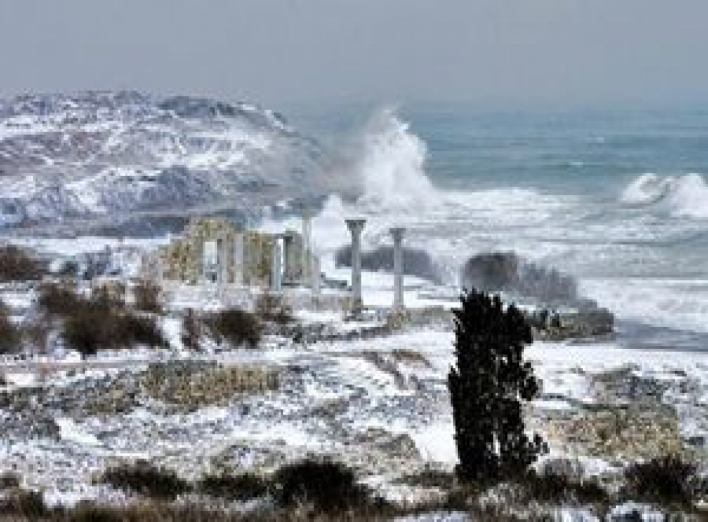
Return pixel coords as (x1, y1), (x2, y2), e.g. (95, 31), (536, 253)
(233, 234), (244, 286)
(271, 236), (282, 292)
(390, 227), (405, 310)
(345, 219), (366, 310)
(301, 212), (312, 284)
(217, 235), (229, 287)
(311, 255), (321, 295)
(281, 232), (295, 284)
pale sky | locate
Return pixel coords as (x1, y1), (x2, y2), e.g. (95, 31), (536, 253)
(1, 0), (707, 107)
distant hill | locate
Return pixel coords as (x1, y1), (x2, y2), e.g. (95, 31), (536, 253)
(0, 91), (325, 235)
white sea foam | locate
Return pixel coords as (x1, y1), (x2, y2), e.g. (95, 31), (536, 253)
(354, 108), (437, 210)
(621, 172), (708, 219)
(581, 277), (708, 334)
(257, 111), (708, 343)
(621, 173), (672, 205)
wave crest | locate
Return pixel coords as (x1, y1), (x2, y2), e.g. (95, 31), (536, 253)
(621, 173), (708, 219)
(355, 108), (436, 209)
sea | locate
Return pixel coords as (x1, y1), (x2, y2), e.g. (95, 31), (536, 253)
(283, 103), (708, 352)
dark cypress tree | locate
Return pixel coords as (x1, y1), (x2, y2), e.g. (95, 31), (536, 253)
(448, 289), (546, 483)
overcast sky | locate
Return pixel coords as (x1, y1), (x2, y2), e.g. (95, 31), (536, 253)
(1, 0), (707, 108)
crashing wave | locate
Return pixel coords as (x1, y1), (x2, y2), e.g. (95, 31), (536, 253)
(621, 173), (708, 219)
(353, 108), (437, 210)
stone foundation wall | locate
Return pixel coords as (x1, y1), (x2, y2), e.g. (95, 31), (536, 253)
(157, 218), (276, 287)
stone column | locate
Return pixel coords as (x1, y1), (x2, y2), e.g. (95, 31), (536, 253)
(233, 233), (244, 286)
(198, 239), (212, 284)
(301, 212), (312, 284)
(311, 255), (321, 295)
(271, 236), (283, 292)
(282, 231), (303, 284)
(281, 233), (292, 284)
(345, 219), (366, 310)
(390, 227), (405, 310)
(217, 235), (229, 287)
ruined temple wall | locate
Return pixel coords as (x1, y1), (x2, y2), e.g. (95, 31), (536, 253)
(159, 239), (197, 283)
(283, 231), (304, 283)
(242, 231), (274, 287)
(157, 218), (277, 288)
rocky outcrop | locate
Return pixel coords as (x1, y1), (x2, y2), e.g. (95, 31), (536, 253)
(544, 405), (683, 460)
(530, 307), (615, 341)
(461, 251), (579, 304)
(535, 366), (702, 461)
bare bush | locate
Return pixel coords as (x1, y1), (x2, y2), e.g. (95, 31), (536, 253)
(181, 308), (202, 351)
(0, 300), (20, 354)
(20, 314), (52, 354)
(197, 472), (270, 501)
(0, 488), (47, 518)
(37, 282), (83, 316)
(0, 471), (20, 490)
(255, 292), (293, 325)
(0, 244), (45, 282)
(274, 458), (376, 514)
(90, 283), (126, 310)
(520, 470), (609, 506)
(38, 281), (164, 356)
(64, 308), (165, 356)
(99, 461), (191, 500)
(624, 455), (705, 507)
(133, 280), (162, 313)
(205, 308), (262, 348)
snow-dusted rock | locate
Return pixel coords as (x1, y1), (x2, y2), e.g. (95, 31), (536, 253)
(0, 91), (325, 233)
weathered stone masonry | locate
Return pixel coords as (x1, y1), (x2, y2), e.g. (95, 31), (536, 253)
(157, 218), (317, 289)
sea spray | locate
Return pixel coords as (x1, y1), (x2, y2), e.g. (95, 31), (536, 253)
(621, 173), (708, 219)
(355, 108), (437, 210)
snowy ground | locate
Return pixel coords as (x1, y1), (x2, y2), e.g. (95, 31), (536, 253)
(1, 324), (707, 508)
(0, 240), (706, 510)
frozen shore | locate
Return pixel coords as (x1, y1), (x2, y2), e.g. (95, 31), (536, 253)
(1, 325), (706, 509)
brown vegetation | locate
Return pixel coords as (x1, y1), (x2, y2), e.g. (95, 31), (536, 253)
(139, 363), (279, 407)
(133, 280), (162, 313)
(205, 308), (262, 348)
(624, 454), (707, 507)
(63, 306), (165, 356)
(37, 282), (165, 356)
(99, 461), (191, 500)
(0, 300), (20, 353)
(0, 244), (45, 282)
(255, 292), (293, 325)
(1, 452), (706, 521)
(37, 282), (83, 316)
(181, 308), (202, 351)
(197, 472), (270, 501)
(274, 458), (382, 515)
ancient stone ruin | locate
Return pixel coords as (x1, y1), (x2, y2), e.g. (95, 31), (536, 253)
(154, 217), (320, 291)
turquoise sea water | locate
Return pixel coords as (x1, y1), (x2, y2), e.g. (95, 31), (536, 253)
(289, 105), (708, 350)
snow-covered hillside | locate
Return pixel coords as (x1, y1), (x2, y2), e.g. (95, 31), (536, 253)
(0, 92), (324, 232)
